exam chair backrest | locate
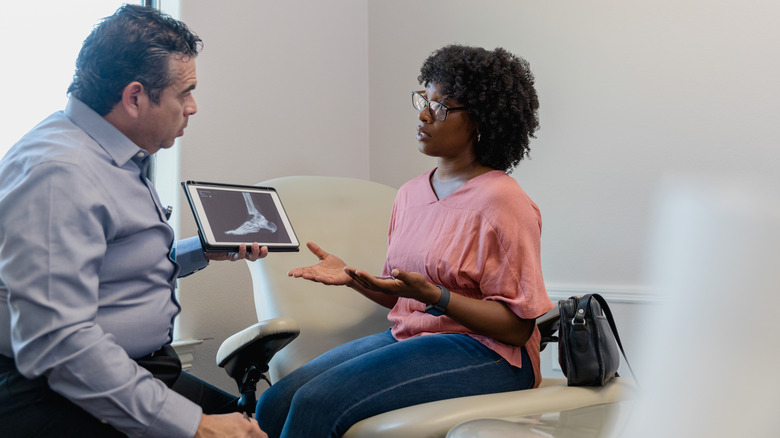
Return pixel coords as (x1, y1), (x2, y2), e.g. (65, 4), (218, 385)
(246, 175), (397, 382)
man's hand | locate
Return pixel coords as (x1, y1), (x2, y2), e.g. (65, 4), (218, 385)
(194, 413), (267, 438)
(205, 243), (268, 262)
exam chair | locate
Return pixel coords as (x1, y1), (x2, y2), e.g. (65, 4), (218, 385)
(221, 175), (636, 436)
(213, 174), (394, 415)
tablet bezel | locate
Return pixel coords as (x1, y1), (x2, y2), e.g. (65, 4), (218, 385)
(181, 180), (299, 252)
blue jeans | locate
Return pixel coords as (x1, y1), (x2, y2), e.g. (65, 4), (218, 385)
(255, 330), (534, 438)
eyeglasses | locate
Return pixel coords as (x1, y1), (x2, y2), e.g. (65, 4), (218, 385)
(411, 90), (467, 122)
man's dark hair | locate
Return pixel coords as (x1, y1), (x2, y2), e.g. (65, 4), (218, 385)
(418, 45), (540, 172)
(67, 4), (202, 116)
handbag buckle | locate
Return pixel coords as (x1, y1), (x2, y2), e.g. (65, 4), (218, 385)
(572, 308), (587, 326)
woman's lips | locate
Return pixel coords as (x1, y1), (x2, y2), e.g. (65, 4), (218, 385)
(416, 128), (431, 141)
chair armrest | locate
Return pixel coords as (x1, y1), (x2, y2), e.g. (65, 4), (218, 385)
(342, 378), (637, 438)
(217, 317), (300, 378)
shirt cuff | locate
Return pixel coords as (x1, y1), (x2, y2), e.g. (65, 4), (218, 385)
(144, 389), (203, 438)
(174, 236), (209, 277)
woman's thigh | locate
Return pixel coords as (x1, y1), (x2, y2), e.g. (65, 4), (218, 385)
(280, 333), (533, 438)
(255, 331), (397, 432)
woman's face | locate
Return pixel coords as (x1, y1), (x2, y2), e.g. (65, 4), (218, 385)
(415, 82), (477, 160)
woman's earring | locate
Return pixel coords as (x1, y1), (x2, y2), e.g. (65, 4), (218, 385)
(476, 131), (482, 142)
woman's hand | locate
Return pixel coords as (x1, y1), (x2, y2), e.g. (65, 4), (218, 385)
(288, 242), (354, 286)
(349, 267), (535, 346)
(206, 243), (268, 262)
(345, 268), (441, 304)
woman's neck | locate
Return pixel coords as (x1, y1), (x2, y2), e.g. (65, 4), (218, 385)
(430, 159), (493, 199)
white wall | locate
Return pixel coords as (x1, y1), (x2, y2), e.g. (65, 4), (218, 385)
(175, 0), (780, 391)
(0, 1), (128, 158)
(368, 0), (780, 288)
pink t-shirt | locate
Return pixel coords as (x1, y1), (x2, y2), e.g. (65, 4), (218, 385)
(385, 169), (554, 388)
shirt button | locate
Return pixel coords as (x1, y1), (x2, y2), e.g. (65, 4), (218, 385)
(137, 152), (145, 158)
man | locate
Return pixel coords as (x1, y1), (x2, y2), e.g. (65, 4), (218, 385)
(0, 5), (266, 437)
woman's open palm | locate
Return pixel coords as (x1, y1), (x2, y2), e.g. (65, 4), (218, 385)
(288, 242), (353, 286)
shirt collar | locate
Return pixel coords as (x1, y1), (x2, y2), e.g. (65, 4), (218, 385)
(64, 96), (148, 167)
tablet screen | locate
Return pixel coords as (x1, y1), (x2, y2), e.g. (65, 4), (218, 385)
(181, 181), (299, 252)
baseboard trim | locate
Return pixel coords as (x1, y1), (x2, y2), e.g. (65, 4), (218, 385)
(546, 284), (661, 305)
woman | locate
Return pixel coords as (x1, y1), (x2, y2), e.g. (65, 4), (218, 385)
(255, 44), (554, 437)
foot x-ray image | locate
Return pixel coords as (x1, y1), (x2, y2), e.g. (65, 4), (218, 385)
(226, 192), (278, 235)
(183, 181), (299, 252)
(195, 188), (292, 245)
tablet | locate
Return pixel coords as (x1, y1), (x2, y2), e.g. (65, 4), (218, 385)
(181, 181), (299, 252)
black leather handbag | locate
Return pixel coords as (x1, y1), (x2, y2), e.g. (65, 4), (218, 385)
(557, 293), (636, 386)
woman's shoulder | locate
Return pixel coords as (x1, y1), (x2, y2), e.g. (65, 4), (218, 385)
(462, 171), (530, 202)
(460, 171), (540, 221)
(395, 169), (436, 202)
(398, 169), (435, 191)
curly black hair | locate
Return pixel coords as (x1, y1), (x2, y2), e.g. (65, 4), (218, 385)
(418, 45), (539, 172)
(67, 4), (202, 116)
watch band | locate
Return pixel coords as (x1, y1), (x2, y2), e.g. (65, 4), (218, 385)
(425, 285), (450, 316)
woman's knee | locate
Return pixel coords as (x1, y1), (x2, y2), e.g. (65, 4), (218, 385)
(281, 383), (350, 437)
(255, 381), (291, 423)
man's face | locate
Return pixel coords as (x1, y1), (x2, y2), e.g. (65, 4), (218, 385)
(138, 55), (198, 154)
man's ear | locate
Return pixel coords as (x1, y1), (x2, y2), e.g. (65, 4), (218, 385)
(121, 81), (146, 119)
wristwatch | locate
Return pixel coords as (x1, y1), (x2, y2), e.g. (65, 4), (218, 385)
(425, 285), (450, 316)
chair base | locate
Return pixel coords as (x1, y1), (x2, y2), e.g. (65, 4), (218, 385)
(343, 378), (637, 438)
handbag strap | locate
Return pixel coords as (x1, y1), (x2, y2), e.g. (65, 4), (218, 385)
(580, 293), (640, 387)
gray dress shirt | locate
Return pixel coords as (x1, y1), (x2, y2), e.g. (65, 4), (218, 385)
(0, 97), (208, 437)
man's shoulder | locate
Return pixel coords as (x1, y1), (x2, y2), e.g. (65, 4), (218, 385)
(0, 113), (108, 200)
(6, 112), (98, 168)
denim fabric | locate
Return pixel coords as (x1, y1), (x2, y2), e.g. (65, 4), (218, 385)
(255, 330), (534, 438)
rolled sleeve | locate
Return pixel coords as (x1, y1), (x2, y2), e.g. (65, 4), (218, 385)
(174, 236), (209, 277)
